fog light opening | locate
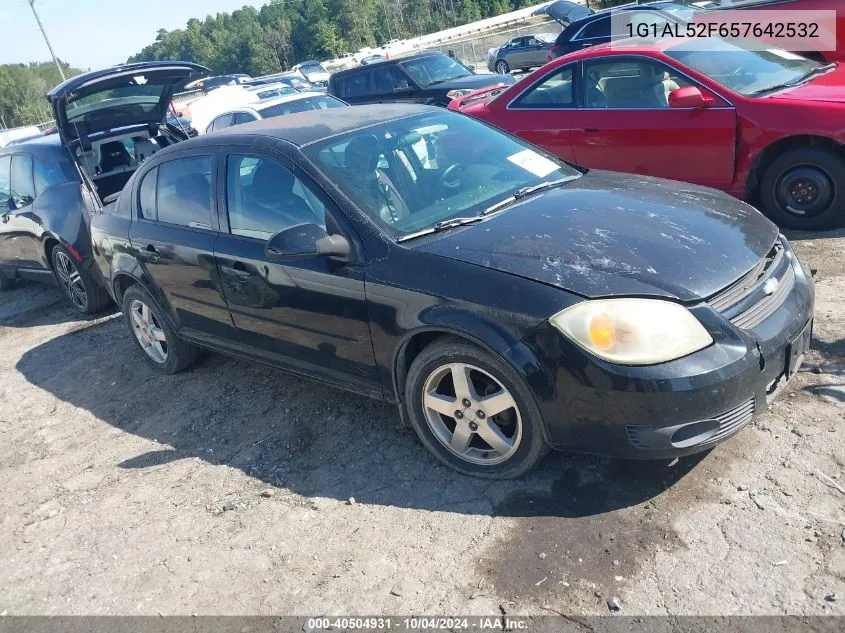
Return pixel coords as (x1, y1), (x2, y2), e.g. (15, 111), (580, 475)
(670, 419), (721, 449)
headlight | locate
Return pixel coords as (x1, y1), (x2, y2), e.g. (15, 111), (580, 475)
(549, 298), (713, 365)
(446, 89), (474, 99)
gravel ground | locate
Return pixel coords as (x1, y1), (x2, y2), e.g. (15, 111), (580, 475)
(0, 230), (843, 616)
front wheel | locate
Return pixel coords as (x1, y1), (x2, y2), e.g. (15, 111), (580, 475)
(51, 245), (109, 314)
(404, 338), (548, 478)
(495, 60), (510, 75)
(759, 147), (845, 230)
(122, 284), (199, 374)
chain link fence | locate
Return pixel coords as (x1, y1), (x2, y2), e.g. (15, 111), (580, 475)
(409, 19), (563, 73)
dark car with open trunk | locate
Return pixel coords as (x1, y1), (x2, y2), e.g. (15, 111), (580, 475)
(89, 105), (813, 478)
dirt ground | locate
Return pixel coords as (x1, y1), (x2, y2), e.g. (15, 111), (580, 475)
(0, 230), (843, 617)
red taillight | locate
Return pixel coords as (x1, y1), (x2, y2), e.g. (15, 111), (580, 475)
(65, 243), (83, 262)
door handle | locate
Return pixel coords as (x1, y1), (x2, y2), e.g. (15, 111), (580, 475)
(143, 243), (160, 263)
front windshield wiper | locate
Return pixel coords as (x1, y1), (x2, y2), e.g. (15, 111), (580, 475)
(396, 216), (485, 243)
(751, 62), (837, 96)
(481, 177), (576, 216)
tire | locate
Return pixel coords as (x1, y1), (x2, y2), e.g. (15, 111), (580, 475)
(121, 284), (199, 374)
(0, 269), (13, 291)
(495, 60), (510, 75)
(51, 244), (110, 314)
(404, 337), (548, 478)
(759, 147), (845, 230)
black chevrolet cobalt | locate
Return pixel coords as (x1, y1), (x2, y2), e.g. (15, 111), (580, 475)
(90, 105), (814, 478)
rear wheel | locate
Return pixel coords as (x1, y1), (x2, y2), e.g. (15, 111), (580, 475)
(404, 338), (548, 478)
(51, 245), (109, 314)
(759, 148), (845, 230)
(122, 284), (199, 374)
(495, 60), (510, 75)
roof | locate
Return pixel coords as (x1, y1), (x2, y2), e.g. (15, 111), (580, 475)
(331, 52), (445, 77)
(253, 92), (330, 109)
(0, 133), (69, 163)
(192, 104), (436, 147)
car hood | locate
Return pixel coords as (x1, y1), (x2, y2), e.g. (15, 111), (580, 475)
(414, 171), (778, 301)
(46, 62), (209, 143)
(432, 73), (517, 90)
(766, 65), (845, 103)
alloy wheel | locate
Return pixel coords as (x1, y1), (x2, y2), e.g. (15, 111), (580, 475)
(129, 299), (168, 363)
(496, 60), (509, 74)
(422, 362), (522, 465)
(53, 250), (88, 311)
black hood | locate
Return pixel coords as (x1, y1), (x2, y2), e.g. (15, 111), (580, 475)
(433, 74), (517, 90)
(415, 171), (778, 302)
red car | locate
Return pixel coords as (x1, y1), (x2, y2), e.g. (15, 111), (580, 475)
(451, 37), (845, 229)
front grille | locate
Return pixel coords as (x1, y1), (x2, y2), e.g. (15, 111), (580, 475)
(625, 396), (755, 450)
(709, 240), (795, 330)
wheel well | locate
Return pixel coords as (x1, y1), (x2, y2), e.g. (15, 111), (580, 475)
(43, 238), (59, 268)
(113, 274), (137, 303)
(394, 330), (494, 402)
(747, 135), (845, 199)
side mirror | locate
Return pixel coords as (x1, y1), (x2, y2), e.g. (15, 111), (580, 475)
(265, 223), (350, 260)
(668, 86), (713, 109)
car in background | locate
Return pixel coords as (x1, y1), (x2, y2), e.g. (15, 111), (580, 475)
(203, 93), (346, 134)
(487, 33), (557, 75)
(360, 54), (388, 65)
(0, 126), (43, 148)
(329, 52), (515, 106)
(548, 1), (696, 60)
(451, 37), (845, 230)
(201, 75), (249, 91)
(249, 73), (319, 92)
(245, 82), (299, 100)
(0, 135), (111, 311)
(292, 61), (330, 89)
(90, 105), (812, 478)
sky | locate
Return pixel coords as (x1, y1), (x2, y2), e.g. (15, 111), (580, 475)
(0, 0), (268, 69)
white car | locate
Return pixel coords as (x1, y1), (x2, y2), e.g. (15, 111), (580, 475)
(203, 92), (347, 134)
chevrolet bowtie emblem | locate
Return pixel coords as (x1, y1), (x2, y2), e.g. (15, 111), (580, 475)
(763, 278), (779, 296)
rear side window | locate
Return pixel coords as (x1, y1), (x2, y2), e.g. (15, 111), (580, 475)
(33, 158), (74, 195)
(156, 156), (213, 229)
(233, 112), (257, 125)
(341, 71), (372, 98)
(577, 17), (611, 40)
(0, 156), (9, 208)
(10, 154), (36, 208)
(138, 167), (157, 219)
(208, 114), (233, 133)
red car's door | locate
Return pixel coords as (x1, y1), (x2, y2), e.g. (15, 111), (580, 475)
(498, 63), (578, 163)
(570, 56), (737, 191)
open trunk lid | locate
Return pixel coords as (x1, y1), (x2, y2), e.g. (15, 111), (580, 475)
(46, 61), (210, 144)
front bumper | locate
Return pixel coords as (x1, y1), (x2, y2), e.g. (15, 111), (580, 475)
(521, 247), (815, 459)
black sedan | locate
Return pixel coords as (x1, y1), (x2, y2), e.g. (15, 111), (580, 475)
(90, 106), (814, 478)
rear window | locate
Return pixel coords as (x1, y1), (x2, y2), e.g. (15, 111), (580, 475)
(258, 96), (346, 118)
(66, 81), (166, 124)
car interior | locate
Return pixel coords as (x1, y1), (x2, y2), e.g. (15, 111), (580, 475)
(584, 61), (688, 108)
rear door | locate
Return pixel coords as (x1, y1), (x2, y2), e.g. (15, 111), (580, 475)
(501, 63), (578, 163)
(128, 151), (241, 351)
(212, 150), (381, 396)
(0, 155), (12, 270)
(570, 56), (737, 190)
(4, 153), (45, 270)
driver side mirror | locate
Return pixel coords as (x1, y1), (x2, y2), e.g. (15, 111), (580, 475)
(668, 86), (714, 109)
(265, 223), (351, 260)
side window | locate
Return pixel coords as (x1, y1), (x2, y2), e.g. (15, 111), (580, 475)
(512, 65), (574, 108)
(343, 71), (371, 98)
(584, 58), (691, 109)
(0, 156), (10, 209)
(233, 112), (257, 125)
(225, 154), (325, 241)
(577, 17), (611, 40)
(156, 156), (213, 229)
(208, 114), (233, 133)
(373, 66), (409, 93)
(33, 158), (73, 196)
(138, 167), (157, 219)
(10, 154), (36, 208)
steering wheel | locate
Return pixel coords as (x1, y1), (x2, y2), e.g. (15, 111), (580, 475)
(439, 163), (465, 192)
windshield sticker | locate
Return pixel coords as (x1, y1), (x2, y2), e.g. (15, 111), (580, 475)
(507, 149), (559, 178)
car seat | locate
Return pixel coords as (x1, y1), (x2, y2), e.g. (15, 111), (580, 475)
(98, 141), (132, 173)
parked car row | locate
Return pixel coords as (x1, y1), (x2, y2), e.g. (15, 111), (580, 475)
(0, 32), (822, 477)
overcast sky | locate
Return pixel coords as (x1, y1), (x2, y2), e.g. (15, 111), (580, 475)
(1, 0), (268, 69)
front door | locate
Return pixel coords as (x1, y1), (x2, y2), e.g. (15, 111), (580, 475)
(212, 151), (381, 396)
(570, 56), (737, 190)
(129, 152), (240, 351)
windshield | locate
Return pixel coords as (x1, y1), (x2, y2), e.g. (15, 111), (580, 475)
(666, 37), (821, 96)
(66, 82), (166, 123)
(655, 3), (696, 21)
(400, 55), (473, 87)
(258, 95), (346, 118)
(304, 112), (581, 238)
